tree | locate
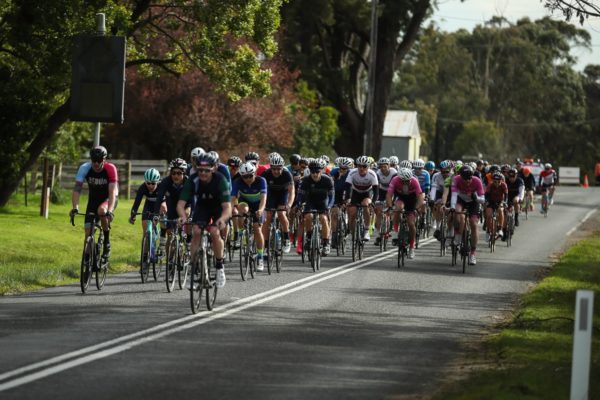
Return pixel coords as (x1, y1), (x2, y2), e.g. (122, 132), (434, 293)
(543, 0), (600, 24)
(280, 0), (432, 158)
(0, 0), (285, 206)
(453, 119), (503, 161)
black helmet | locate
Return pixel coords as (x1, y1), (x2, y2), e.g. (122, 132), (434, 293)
(227, 156), (242, 167)
(489, 164), (500, 173)
(90, 146), (108, 161)
(289, 154), (301, 165)
(460, 165), (474, 179)
(196, 153), (216, 168)
(245, 151), (260, 162)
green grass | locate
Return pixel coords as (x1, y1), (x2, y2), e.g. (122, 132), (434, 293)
(0, 192), (141, 294)
(433, 221), (600, 400)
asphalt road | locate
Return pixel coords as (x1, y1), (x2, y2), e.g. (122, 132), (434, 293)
(1, 186), (598, 399)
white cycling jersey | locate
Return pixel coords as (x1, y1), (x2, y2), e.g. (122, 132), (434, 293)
(376, 167), (397, 191)
(346, 168), (379, 192)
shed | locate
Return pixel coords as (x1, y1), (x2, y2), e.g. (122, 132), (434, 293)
(379, 110), (421, 161)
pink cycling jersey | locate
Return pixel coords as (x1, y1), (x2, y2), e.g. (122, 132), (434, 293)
(387, 176), (422, 196)
(451, 175), (484, 204)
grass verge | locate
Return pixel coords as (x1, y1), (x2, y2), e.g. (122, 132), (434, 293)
(432, 219), (600, 400)
(0, 193), (140, 295)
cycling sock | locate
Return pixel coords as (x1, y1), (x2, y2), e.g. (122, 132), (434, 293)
(283, 231), (289, 240)
(160, 228), (166, 238)
(104, 230), (110, 244)
(257, 248), (264, 258)
(409, 239), (415, 248)
(215, 258), (224, 269)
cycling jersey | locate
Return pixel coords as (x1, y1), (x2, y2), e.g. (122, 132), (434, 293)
(131, 183), (162, 220)
(75, 161), (119, 204)
(154, 175), (189, 219)
(180, 172), (231, 225)
(345, 168), (379, 193)
(485, 181), (508, 204)
(231, 176), (267, 205)
(506, 177), (525, 202)
(450, 175), (484, 209)
(387, 176), (422, 196)
(520, 174), (536, 191)
(376, 168), (398, 200)
(331, 168), (350, 205)
(539, 169), (556, 186)
(413, 169), (431, 193)
(429, 171), (448, 201)
(297, 174), (334, 212)
(263, 167), (293, 208)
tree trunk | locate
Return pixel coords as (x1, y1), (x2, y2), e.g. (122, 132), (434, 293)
(0, 98), (71, 206)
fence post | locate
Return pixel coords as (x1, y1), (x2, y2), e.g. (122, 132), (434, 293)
(126, 161), (132, 200)
(40, 159), (50, 218)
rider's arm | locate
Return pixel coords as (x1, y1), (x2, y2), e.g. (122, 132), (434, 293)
(130, 183), (146, 215)
(371, 184), (379, 202)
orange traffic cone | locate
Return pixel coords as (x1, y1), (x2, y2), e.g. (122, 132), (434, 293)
(583, 174), (590, 188)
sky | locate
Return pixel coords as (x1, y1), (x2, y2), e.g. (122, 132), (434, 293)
(430, 0), (600, 71)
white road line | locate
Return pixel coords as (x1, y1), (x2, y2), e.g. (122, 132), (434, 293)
(566, 208), (597, 236)
(0, 242), (427, 392)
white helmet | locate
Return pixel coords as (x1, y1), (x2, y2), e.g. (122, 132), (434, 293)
(191, 147), (205, 159)
(544, 163), (552, 169)
(355, 155), (370, 166)
(389, 156), (399, 165)
(240, 162), (257, 175)
(398, 168), (413, 180)
(339, 157), (353, 169)
(399, 160), (412, 169)
(412, 159), (425, 169)
(269, 153), (285, 166)
(377, 157), (390, 165)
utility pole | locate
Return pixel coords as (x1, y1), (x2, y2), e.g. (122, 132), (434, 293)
(93, 13), (106, 147)
(363, 0), (378, 156)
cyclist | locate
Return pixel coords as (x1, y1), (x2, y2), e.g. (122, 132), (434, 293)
(386, 167), (424, 259)
(505, 168), (525, 228)
(539, 163), (557, 207)
(373, 157), (397, 246)
(227, 156), (242, 182)
(425, 160), (436, 177)
(330, 157), (353, 249)
(261, 153), (295, 253)
(129, 168), (165, 253)
(520, 167), (536, 211)
(450, 165), (484, 265)
(231, 162), (268, 271)
(245, 151), (269, 176)
(70, 146), (118, 261)
(296, 158), (334, 256)
(155, 158), (190, 241)
(187, 147), (205, 177)
(346, 155), (379, 241)
(177, 153), (231, 288)
(389, 156), (399, 171)
(430, 160), (452, 239)
(287, 154), (307, 245)
(484, 172), (507, 242)
(412, 159), (430, 220)
(320, 155), (332, 175)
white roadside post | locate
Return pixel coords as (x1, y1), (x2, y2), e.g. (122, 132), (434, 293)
(570, 290), (594, 400)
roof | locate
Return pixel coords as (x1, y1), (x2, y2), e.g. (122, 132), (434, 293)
(383, 110), (420, 138)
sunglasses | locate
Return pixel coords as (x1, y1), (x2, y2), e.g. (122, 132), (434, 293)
(197, 168), (212, 173)
(357, 165), (368, 169)
(441, 170), (450, 174)
(271, 166), (283, 171)
(91, 159), (104, 164)
(309, 169), (322, 173)
(340, 167), (348, 171)
(171, 171), (184, 176)
(145, 182), (157, 186)
(229, 165), (239, 168)
(242, 174), (254, 179)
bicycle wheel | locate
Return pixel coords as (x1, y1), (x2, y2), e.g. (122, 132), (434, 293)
(274, 230), (282, 273)
(506, 214), (513, 247)
(140, 233), (151, 283)
(93, 234), (107, 290)
(415, 215), (422, 249)
(266, 226), (275, 275)
(239, 230), (250, 281)
(178, 241), (190, 290)
(248, 233), (256, 279)
(80, 236), (94, 293)
(205, 253), (217, 311)
(310, 233), (318, 272)
(190, 253), (203, 314)
(166, 238), (177, 292)
(462, 231), (469, 274)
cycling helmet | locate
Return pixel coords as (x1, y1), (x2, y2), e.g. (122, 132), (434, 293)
(334, 157), (343, 166)
(239, 162), (257, 175)
(289, 154), (301, 165)
(355, 155), (370, 166)
(459, 165), (474, 179)
(413, 159), (425, 169)
(522, 167), (531, 175)
(299, 157), (308, 165)
(144, 168), (161, 183)
(476, 159), (484, 166)
(500, 164), (510, 173)
(389, 156), (399, 165)
(195, 153), (217, 167)
(399, 160), (412, 169)
(425, 161), (435, 170)
(320, 155), (330, 164)
(339, 157), (353, 169)
(245, 151), (260, 162)
(377, 157), (390, 166)
(454, 162), (463, 174)
(544, 163), (552, 169)
(269, 153), (285, 167)
(308, 158), (325, 170)
(367, 156), (375, 165)
(227, 156), (242, 167)
(190, 147), (205, 159)
(208, 151), (219, 162)
(489, 164), (500, 173)
(397, 168), (413, 181)
(90, 146), (108, 161)
(469, 162), (477, 170)
(439, 160), (450, 170)
(169, 158), (187, 171)
(492, 172), (503, 181)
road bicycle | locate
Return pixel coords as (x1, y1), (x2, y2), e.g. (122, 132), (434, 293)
(505, 205), (515, 247)
(138, 213), (164, 283)
(164, 219), (190, 292)
(351, 205), (368, 262)
(540, 187), (551, 218)
(396, 209), (409, 268)
(187, 223), (218, 313)
(71, 212), (109, 293)
(234, 214), (257, 281)
(439, 209), (448, 257)
(333, 205), (348, 256)
(487, 203), (503, 253)
(378, 206), (392, 252)
(224, 219), (236, 262)
(450, 210), (471, 274)
(302, 210), (323, 272)
(265, 208), (284, 274)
